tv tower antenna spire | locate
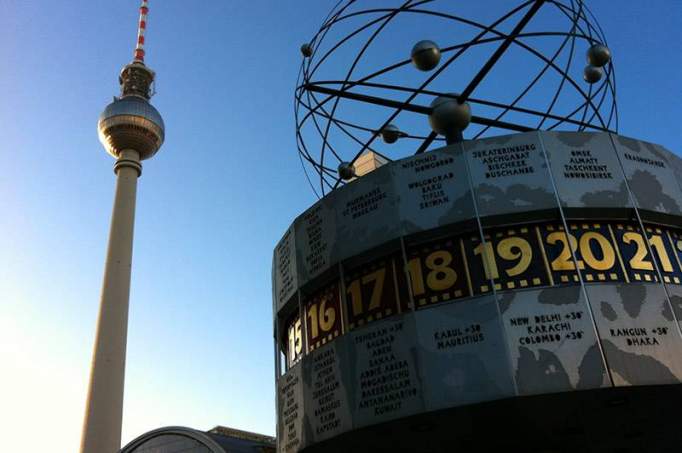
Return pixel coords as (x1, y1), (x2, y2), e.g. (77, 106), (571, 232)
(133, 0), (149, 63)
(81, 1), (165, 452)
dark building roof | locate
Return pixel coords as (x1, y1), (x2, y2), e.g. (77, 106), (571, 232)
(207, 426), (275, 453)
(120, 425), (275, 453)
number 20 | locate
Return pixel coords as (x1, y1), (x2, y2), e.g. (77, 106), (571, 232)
(547, 231), (614, 271)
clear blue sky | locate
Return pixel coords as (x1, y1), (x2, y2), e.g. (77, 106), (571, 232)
(0, 1), (680, 451)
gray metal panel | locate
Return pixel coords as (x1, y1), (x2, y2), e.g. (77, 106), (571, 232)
(465, 132), (556, 217)
(499, 286), (609, 395)
(278, 364), (305, 453)
(302, 336), (353, 444)
(334, 164), (400, 261)
(541, 131), (632, 209)
(665, 149), (682, 195)
(272, 253), (277, 316)
(349, 313), (424, 428)
(664, 284), (682, 334)
(274, 226), (298, 311)
(415, 295), (515, 410)
(392, 146), (475, 235)
(294, 193), (338, 286)
(586, 283), (682, 386)
(611, 135), (682, 216)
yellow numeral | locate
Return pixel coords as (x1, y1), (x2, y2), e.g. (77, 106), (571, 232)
(497, 236), (533, 277)
(406, 257), (425, 296)
(623, 232), (653, 271)
(288, 317), (302, 361)
(580, 232), (615, 271)
(319, 298), (336, 332)
(425, 251), (457, 290)
(473, 242), (499, 280)
(307, 296), (336, 339)
(649, 235), (674, 273)
(547, 231), (584, 271)
(474, 237), (533, 280)
(407, 250), (457, 296)
(346, 269), (386, 317)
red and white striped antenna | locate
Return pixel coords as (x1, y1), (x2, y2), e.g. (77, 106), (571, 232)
(133, 0), (149, 63)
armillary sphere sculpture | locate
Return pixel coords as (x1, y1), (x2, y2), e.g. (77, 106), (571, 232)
(294, 0), (615, 196)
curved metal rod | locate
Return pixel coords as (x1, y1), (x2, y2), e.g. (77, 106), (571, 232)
(302, 0), (537, 192)
(544, 62), (612, 131)
(551, 0), (617, 130)
(306, 91), (390, 160)
(305, 4), (610, 127)
(317, 0), (419, 194)
(301, 91), (438, 143)
(295, 30), (598, 134)
(305, 80), (613, 132)
(476, 5), (579, 136)
(331, 0), (539, 190)
(299, 1), (363, 193)
(534, 0), (581, 131)
(300, 11), (613, 142)
(350, 6), (612, 129)
(295, 0), (617, 194)
(306, 1), (434, 83)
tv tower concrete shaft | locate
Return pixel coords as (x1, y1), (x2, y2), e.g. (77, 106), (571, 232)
(81, 151), (141, 453)
(82, 0), (164, 449)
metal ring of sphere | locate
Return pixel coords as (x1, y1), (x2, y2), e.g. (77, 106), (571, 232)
(587, 44), (611, 67)
(301, 43), (313, 58)
(381, 124), (401, 144)
(338, 162), (356, 180)
(583, 65), (603, 84)
(428, 94), (472, 136)
(411, 40), (441, 71)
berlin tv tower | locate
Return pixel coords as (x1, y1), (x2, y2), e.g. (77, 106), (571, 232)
(80, 1), (164, 452)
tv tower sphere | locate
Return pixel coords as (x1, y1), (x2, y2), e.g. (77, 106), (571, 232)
(98, 90), (165, 160)
(295, 0), (616, 196)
